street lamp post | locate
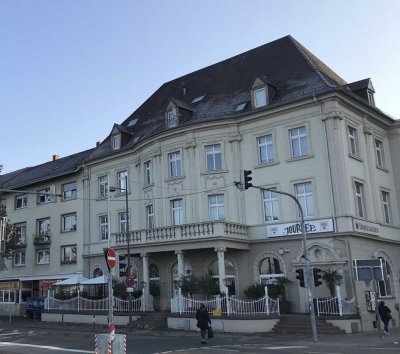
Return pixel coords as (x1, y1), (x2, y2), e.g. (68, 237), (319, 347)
(252, 185), (318, 343)
(106, 178), (113, 330)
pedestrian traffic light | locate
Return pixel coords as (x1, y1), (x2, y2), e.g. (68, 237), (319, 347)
(313, 268), (322, 287)
(243, 170), (253, 189)
(119, 254), (127, 277)
(295, 269), (305, 287)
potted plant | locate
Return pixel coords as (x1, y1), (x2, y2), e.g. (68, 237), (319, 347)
(322, 270), (343, 297)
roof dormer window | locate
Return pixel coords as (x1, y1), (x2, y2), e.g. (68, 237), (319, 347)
(112, 134), (121, 150)
(254, 87), (267, 108)
(167, 110), (177, 128)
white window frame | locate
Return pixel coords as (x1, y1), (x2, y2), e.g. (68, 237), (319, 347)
(37, 188), (52, 204)
(258, 134), (275, 164)
(98, 176), (108, 198)
(208, 194), (225, 221)
(290, 127), (308, 158)
(146, 205), (154, 229)
(15, 222), (26, 244)
(262, 189), (279, 222)
(205, 144), (222, 171)
(99, 215), (108, 241)
(13, 251), (25, 267)
(112, 134), (121, 150)
(117, 170), (128, 193)
(62, 213), (77, 232)
(144, 160), (153, 185)
(171, 199), (183, 225)
(15, 194), (28, 209)
(381, 190), (391, 225)
(348, 126), (359, 156)
(0, 290), (16, 303)
(254, 87), (267, 108)
(167, 110), (177, 128)
(61, 245), (77, 264)
(375, 139), (385, 168)
(294, 182), (314, 218)
(354, 181), (365, 218)
(37, 218), (51, 237)
(168, 151), (182, 178)
(377, 258), (392, 297)
(62, 182), (77, 200)
(118, 211), (128, 232)
(36, 249), (50, 265)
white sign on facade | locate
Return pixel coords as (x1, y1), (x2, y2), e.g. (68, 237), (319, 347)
(266, 218), (334, 238)
(353, 219), (380, 236)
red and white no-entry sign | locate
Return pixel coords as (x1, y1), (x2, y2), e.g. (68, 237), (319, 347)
(106, 248), (116, 269)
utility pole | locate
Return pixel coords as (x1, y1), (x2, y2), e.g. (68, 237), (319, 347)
(125, 175), (133, 331)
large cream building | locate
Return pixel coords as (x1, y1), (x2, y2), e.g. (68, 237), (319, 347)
(1, 36), (399, 330)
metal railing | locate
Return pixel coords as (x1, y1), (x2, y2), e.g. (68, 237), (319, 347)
(170, 289), (280, 316)
(45, 295), (144, 313)
(315, 296), (357, 316)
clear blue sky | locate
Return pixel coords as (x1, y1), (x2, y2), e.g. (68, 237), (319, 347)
(1, 0), (399, 174)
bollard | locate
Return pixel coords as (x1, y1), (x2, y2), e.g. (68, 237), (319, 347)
(93, 314), (96, 331)
(95, 334), (126, 354)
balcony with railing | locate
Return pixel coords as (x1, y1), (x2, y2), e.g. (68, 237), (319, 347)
(113, 221), (248, 246)
(33, 231), (52, 245)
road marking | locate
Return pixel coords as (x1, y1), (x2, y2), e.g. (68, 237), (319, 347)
(260, 345), (308, 350)
(0, 332), (22, 336)
(0, 341), (92, 353)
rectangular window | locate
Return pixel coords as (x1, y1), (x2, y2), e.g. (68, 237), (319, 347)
(290, 127), (308, 158)
(375, 139), (385, 168)
(112, 134), (121, 150)
(205, 144), (222, 171)
(208, 194), (225, 221)
(13, 251), (25, 266)
(98, 176), (108, 198)
(15, 194), (28, 209)
(99, 215), (108, 240)
(171, 199), (183, 225)
(118, 212), (128, 232)
(61, 245), (77, 264)
(0, 290), (16, 303)
(263, 189), (279, 222)
(146, 205), (154, 229)
(62, 213), (77, 232)
(168, 151), (182, 177)
(354, 181), (365, 218)
(295, 182), (314, 218)
(167, 110), (177, 128)
(117, 170), (128, 192)
(348, 126), (359, 156)
(254, 87), (267, 108)
(144, 160), (153, 185)
(36, 249), (50, 265)
(258, 135), (275, 164)
(37, 188), (52, 204)
(382, 191), (391, 224)
(63, 182), (77, 200)
(37, 218), (51, 238)
(15, 222), (26, 244)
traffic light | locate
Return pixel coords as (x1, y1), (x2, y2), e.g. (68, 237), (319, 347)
(119, 254), (127, 277)
(295, 269), (305, 287)
(243, 170), (253, 189)
(313, 268), (322, 287)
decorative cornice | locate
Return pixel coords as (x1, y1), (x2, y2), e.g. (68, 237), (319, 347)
(228, 134), (242, 143)
(184, 140), (196, 150)
(322, 110), (344, 121)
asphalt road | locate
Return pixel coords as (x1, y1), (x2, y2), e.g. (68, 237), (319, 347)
(1, 318), (400, 354)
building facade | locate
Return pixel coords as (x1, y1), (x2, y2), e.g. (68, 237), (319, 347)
(1, 36), (399, 330)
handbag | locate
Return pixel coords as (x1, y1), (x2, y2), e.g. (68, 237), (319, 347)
(207, 325), (214, 338)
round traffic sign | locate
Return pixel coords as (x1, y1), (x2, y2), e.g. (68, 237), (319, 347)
(125, 276), (136, 288)
(106, 248), (116, 269)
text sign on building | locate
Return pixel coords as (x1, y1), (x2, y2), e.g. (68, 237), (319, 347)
(353, 220), (380, 236)
(266, 218), (334, 238)
(353, 259), (385, 281)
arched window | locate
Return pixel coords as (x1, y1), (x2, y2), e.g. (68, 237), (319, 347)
(259, 257), (284, 284)
(378, 258), (392, 297)
(149, 263), (159, 279)
(93, 268), (103, 278)
(208, 259), (236, 295)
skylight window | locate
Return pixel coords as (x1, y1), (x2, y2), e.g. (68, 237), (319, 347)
(191, 95), (206, 104)
(235, 102), (248, 112)
(128, 118), (139, 127)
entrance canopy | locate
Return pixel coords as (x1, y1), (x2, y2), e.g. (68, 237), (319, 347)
(80, 275), (108, 285)
(53, 275), (88, 286)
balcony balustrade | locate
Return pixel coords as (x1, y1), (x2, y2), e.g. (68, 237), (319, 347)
(33, 231), (52, 245)
(113, 221), (248, 246)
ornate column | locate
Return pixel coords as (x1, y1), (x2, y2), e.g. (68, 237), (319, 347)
(184, 139), (197, 223)
(215, 247), (227, 293)
(176, 251), (184, 279)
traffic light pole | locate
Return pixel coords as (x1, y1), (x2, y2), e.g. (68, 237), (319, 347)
(125, 175), (133, 332)
(251, 185), (318, 342)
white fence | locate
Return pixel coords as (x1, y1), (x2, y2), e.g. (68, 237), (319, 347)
(315, 297), (357, 316)
(171, 289), (280, 316)
(45, 295), (144, 313)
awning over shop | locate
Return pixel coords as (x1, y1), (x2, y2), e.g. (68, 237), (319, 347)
(80, 275), (108, 285)
(53, 275), (89, 286)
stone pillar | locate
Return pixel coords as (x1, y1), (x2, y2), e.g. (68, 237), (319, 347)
(176, 251), (184, 279)
(141, 253), (153, 311)
(215, 247), (226, 293)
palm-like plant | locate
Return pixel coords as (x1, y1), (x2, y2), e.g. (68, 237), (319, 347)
(322, 270), (342, 296)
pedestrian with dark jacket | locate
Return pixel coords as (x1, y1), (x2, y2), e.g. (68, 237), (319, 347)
(196, 303), (211, 344)
(378, 301), (392, 334)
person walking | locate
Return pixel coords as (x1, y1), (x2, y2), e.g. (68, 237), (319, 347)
(378, 301), (392, 334)
(196, 303), (211, 344)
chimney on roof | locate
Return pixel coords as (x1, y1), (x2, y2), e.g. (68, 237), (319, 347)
(182, 87), (187, 96)
(96, 141), (101, 147)
(52, 154), (60, 161)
